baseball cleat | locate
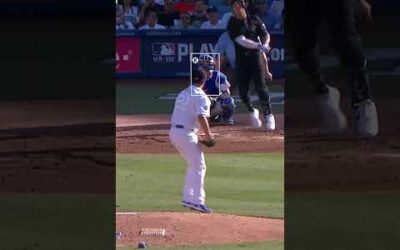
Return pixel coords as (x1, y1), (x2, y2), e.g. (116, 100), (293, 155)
(249, 108), (262, 128)
(354, 99), (379, 138)
(222, 118), (235, 125)
(317, 85), (347, 132)
(181, 200), (194, 208)
(265, 114), (276, 131)
(189, 204), (213, 213)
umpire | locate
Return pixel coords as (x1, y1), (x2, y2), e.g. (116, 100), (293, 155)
(227, 0), (276, 131)
(286, 0), (378, 137)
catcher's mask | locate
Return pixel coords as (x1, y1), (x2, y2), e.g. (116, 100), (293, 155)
(198, 54), (216, 71)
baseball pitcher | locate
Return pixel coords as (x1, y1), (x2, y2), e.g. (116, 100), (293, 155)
(169, 66), (215, 214)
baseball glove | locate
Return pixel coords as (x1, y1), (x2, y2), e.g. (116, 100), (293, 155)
(199, 138), (216, 147)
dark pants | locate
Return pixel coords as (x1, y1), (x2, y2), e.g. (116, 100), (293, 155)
(286, 0), (371, 107)
(236, 53), (272, 116)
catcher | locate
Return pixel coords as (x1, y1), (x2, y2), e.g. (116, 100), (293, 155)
(169, 66), (215, 214)
(198, 54), (236, 125)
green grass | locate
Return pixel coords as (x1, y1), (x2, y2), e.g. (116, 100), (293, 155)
(0, 193), (114, 250)
(116, 83), (284, 115)
(117, 153), (284, 218)
(117, 240), (283, 250)
(117, 84), (182, 114)
(286, 191), (400, 250)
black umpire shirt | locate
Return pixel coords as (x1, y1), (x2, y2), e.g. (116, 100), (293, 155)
(227, 14), (268, 61)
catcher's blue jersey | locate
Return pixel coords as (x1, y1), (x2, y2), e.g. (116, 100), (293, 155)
(203, 71), (229, 95)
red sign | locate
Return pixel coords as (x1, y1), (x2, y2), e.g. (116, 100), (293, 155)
(116, 37), (141, 73)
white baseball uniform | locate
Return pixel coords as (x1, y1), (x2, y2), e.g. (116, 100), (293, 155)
(169, 85), (211, 205)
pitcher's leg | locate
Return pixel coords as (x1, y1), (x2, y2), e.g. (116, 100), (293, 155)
(169, 130), (195, 203)
(182, 169), (194, 202)
(189, 151), (207, 205)
(169, 131), (207, 204)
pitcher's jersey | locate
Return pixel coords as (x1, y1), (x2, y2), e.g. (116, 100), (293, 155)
(171, 86), (211, 129)
(203, 71), (230, 95)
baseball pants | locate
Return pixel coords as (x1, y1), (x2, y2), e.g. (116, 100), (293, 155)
(236, 53), (272, 116)
(169, 128), (206, 205)
(286, 0), (372, 106)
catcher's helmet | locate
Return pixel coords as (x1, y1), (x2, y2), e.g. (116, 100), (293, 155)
(198, 54), (216, 71)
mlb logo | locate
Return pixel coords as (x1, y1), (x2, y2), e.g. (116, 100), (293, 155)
(152, 43), (175, 56)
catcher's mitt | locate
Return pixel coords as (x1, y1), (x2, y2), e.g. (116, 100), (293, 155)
(199, 138), (216, 147)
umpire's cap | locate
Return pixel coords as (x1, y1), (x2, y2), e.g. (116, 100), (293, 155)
(192, 66), (206, 84)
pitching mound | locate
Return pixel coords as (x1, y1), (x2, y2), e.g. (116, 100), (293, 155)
(116, 212), (284, 248)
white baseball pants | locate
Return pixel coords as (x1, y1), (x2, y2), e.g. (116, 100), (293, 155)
(169, 128), (206, 205)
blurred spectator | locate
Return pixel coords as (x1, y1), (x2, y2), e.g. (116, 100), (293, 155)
(220, 0), (233, 28)
(200, 6), (225, 29)
(138, 0), (165, 26)
(158, 0), (180, 27)
(215, 31), (236, 87)
(191, 0), (208, 28)
(173, 12), (196, 29)
(139, 10), (167, 29)
(116, 4), (136, 30)
(119, 0), (140, 27)
(175, 0), (196, 13)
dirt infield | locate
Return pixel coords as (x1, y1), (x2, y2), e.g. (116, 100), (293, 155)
(1, 100), (114, 193)
(116, 113), (284, 154)
(116, 212), (284, 248)
(285, 97), (400, 191)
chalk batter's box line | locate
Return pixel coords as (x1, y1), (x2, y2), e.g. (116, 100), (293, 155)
(190, 52), (221, 97)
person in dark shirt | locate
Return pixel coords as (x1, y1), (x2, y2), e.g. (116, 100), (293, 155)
(286, 0), (378, 137)
(158, 0), (180, 27)
(227, 0), (276, 131)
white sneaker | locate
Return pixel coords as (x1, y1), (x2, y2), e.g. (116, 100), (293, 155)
(354, 99), (379, 138)
(265, 114), (276, 131)
(249, 108), (262, 128)
(317, 85), (347, 132)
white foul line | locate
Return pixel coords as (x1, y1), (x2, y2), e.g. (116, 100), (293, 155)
(116, 212), (139, 215)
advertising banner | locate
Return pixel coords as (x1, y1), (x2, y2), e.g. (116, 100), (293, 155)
(116, 37), (141, 73)
(116, 30), (284, 79)
(143, 32), (222, 77)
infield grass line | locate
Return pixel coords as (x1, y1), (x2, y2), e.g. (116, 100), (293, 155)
(117, 240), (283, 250)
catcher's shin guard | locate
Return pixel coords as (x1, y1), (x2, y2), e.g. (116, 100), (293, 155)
(221, 97), (235, 122)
